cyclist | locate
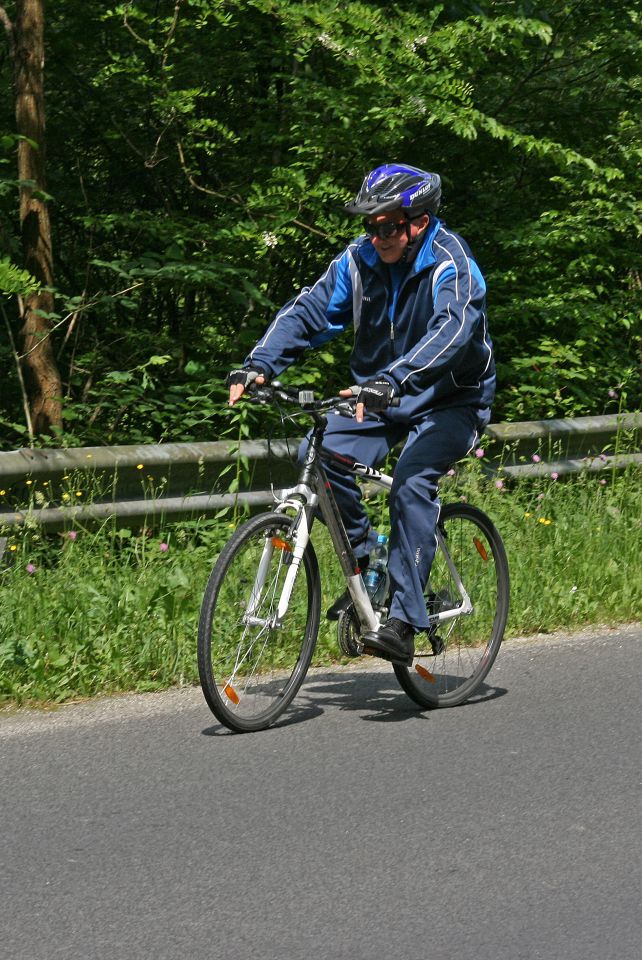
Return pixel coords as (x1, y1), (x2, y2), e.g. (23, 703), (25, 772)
(227, 163), (495, 666)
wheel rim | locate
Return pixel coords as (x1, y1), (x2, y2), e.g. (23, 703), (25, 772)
(203, 519), (316, 725)
(402, 506), (507, 705)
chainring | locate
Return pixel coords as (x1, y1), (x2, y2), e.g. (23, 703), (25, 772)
(337, 604), (363, 658)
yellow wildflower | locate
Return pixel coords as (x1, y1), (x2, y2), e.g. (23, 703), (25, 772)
(136, 464), (144, 470)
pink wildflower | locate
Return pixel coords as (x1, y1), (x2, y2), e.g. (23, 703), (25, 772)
(550, 472), (559, 481)
(495, 479), (504, 490)
(532, 453), (541, 463)
(608, 388), (618, 399)
(447, 469), (456, 477)
(26, 563), (36, 574)
(475, 448), (485, 459)
(599, 479), (607, 486)
(67, 530), (77, 541)
(159, 542), (169, 553)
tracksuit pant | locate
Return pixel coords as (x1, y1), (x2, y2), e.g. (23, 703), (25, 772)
(299, 405), (490, 630)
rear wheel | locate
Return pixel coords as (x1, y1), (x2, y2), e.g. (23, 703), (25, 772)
(393, 502), (509, 708)
(197, 512), (321, 732)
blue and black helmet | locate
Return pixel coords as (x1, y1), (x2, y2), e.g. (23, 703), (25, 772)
(345, 163), (441, 218)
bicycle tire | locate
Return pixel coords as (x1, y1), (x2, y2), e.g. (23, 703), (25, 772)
(197, 512), (321, 732)
(393, 502), (509, 708)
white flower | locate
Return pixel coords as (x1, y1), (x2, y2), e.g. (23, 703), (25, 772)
(318, 32), (341, 53)
(262, 232), (278, 248)
(409, 96), (428, 116)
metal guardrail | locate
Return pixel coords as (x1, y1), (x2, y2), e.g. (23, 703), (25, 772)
(0, 412), (639, 531)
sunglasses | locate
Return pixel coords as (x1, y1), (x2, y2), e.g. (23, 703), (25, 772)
(363, 219), (408, 241)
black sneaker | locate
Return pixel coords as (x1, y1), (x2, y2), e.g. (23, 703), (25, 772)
(326, 590), (352, 621)
(362, 618), (415, 666)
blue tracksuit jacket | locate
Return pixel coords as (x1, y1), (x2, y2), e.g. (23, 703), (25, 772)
(247, 216), (495, 420)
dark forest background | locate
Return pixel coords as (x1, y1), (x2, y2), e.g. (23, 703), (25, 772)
(1, 0), (640, 449)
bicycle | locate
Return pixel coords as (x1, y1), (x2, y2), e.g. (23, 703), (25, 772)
(197, 382), (510, 733)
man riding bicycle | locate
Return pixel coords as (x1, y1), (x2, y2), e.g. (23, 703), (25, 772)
(227, 163), (495, 666)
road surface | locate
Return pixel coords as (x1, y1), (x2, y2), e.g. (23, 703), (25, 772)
(1, 624), (640, 960)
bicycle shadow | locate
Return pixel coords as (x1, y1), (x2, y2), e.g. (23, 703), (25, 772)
(201, 667), (507, 735)
(300, 665), (507, 724)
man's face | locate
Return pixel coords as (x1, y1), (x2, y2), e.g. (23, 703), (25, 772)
(366, 212), (429, 264)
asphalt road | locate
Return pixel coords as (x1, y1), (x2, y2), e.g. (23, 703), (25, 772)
(1, 625), (640, 960)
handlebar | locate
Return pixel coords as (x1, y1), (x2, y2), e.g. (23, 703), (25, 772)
(248, 381), (400, 414)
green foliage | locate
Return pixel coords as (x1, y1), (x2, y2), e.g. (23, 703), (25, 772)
(0, 0), (640, 446)
(0, 520), (228, 702)
(0, 258), (40, 298)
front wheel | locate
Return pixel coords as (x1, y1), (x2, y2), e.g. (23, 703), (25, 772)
(197, 512), (321, 732)
(394, 502), (509, 708)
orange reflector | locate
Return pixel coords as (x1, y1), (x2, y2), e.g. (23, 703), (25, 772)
(223, 683), (239, 704)
(271, 537), (292, 552)
(473, 536), (488, 561)
(415, 663), (436, 683)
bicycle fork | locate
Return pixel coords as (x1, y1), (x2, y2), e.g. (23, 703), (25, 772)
(242, 499), (313, 629)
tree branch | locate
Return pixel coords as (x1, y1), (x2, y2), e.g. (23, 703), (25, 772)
(19, 281), (147, 359)
(0, 4), (15, 57)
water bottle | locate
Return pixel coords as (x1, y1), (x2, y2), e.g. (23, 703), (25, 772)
(363, 534), (390, 608)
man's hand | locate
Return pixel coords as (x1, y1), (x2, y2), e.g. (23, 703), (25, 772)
(226, 365), (266, 406)
(339, 377), (396, 423)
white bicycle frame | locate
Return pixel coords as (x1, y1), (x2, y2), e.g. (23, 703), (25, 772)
(242, 461), (474, 635)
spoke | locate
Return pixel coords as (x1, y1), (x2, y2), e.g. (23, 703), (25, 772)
(221, 543), (289, 705)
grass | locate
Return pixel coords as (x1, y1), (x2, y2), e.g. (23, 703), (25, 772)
(1, 463), (640, 707)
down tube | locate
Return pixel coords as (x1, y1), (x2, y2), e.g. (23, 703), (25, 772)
(314, 466), (380, 632)
(314, 468), (360, 579)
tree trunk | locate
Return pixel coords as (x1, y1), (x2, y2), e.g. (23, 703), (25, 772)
(14, 0), (62, 435)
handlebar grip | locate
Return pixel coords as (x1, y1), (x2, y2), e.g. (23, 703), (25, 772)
(390, 396), (401, 407)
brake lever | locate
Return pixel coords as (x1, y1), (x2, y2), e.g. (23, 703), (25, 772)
(247, 384), (273, 404)
(334, 400), (357, 418)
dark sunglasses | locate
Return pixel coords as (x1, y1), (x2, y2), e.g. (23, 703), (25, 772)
(363, 218), (408, 241)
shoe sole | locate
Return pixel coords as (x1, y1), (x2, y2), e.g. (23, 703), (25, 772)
(362, 643), (413, 668)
